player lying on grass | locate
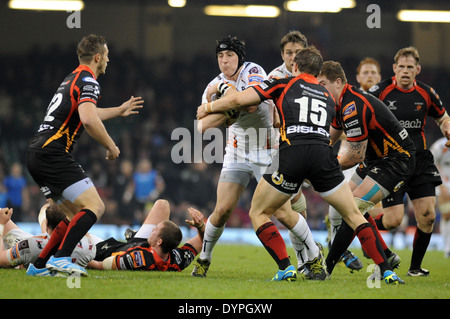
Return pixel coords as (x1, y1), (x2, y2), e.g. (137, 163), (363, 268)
(0, 204), (99, 270)
(88, 199), (205, 271)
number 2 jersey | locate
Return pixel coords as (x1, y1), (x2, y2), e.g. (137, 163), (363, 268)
(252, 73), (335, 149)
(28, 65), (101, 153)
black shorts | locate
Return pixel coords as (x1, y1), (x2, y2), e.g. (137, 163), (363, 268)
(263, 144), (345, 195)
(382, 150), (441, 208)
(355, 154), (415, 195)
(26, 147), (88, 199)
(94, 237), (147, 261)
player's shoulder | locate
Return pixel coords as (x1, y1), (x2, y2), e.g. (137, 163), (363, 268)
(242, 61), (266, 76)
(369, 78), (388, 92)
(268, 64), (285, 79)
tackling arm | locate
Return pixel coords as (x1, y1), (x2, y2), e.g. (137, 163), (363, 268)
(338, 139), (368, 170)
(96, 96), (144, 121)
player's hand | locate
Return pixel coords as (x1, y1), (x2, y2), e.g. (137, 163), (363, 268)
(0, 208), (13, 225)
(185, 207), (205, 229)
(119, 96), (144, 117)
(206, 83), (220, 102)
(197, 104), (208, 120)
(445, 139), (450, 148)
(106, 145), (120, 160)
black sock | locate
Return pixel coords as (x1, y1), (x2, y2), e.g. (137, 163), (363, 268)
(54, 209), (97, 258)
(325, 220), (355, 275)
(410, 227), (432, 270)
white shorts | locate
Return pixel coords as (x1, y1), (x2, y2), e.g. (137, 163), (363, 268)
(219, 147), (276, 185)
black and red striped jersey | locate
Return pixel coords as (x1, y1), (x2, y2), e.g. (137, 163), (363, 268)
(369, 76), (445, 151)
(112, 242), (197, 272)
(332, 84), (415, 162)
(28, 65), (101, 153)
(252, 73), (336, 149)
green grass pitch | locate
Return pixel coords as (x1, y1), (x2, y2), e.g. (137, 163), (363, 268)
(1, 244), (448, 303)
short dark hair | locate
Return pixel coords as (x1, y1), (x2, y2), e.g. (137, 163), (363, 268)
(319, 61), (348, 84)
(77, 34), (107, 63)
(294, 45), (323, 77)
(280, 30), (308, 52)
(159, 220), (182, 253)
(45, 203), (66, 231)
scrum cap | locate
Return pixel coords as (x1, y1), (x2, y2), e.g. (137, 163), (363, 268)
(216, 36), (246, 76)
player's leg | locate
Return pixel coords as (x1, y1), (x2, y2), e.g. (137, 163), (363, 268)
(192, 179), (247, 277)
(249, 179), (296, 281)
(321, 181), (403, 284)
(408, 195), (436, 276)
(46, 183), (104, 277)
(134, 199), (170, 239)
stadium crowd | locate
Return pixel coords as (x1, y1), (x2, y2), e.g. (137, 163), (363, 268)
(0, 41), (448, 233)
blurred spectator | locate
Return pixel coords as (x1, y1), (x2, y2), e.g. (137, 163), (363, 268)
(4, 162), (29, 221)
(129, 158), (165, 221)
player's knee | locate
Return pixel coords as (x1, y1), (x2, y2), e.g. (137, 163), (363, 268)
(385, 214), (403, 230)
(154, 199), (170, 210)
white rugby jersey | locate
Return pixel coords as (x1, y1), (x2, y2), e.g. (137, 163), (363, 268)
(430, 137), (450, 189)
(5, 229), (97, 268)
(202, 62), (275, 151)
(268, 63), (291, 79)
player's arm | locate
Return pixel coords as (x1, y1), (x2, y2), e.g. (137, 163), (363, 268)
(96, 96), (144, 121)
(435, 111), (450, 145)
(184, 207), (205, 253)
(78, 101), (120, 160)
(197, 87), (261, 120)
(0, 208), (13, 268)
(338, 139), (368, 170)
(330, 126), (344, 146)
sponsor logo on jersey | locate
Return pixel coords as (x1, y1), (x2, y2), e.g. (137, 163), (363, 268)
(82, 76), (99, 85)
(399, 119), (422, 129)
(342, 101), (357, 121)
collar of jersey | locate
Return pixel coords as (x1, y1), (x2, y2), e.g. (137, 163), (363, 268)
(295, 73), (319, 84)
(75, 64), (97, 80)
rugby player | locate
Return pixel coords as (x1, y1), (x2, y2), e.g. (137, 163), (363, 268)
(317, 61), (415, 281)
(25, 34), (143, 277)
(369, 47), (450, 276)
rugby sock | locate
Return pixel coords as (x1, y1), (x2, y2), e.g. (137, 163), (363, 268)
(54, 209), (97, 258)
(34, 218), (70, 268)
(328, 206), (343, 245)
(364, 213), (392, 257)
(288, 214), (318, 263)
(256, 222), (291, 270)
(199, 218), (224, 261)
(355, 223), (390, 273)
(410, 227), (431, 270)
(325, 219), (355, 275)
(374, 213), (387, 231)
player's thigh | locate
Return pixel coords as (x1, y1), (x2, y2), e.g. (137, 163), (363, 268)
(249, 178), (291, 229)
(321, 181), (366, 230)
(70, 186), (105, 218)
(352, 176), (386, 204)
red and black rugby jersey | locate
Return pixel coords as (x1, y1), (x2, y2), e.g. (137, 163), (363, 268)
(113, 242), (197, 272)
(253, 73), (336, 149)
(332, 84), (415, 162)
(29, 65), (101, 153)
(369, 76), (445, 151)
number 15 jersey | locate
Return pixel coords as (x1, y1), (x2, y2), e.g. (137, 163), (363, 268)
(28, 65), (101, 153)
(252, 73), (336, 150)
